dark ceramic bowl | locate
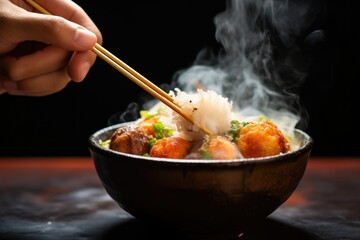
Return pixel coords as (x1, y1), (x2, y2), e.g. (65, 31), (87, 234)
(88, 122), (313, 234)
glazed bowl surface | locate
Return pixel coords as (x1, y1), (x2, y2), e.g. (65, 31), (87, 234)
(88, 122), (313, 233)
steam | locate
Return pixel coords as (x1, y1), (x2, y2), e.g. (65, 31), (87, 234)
(172, 0), (319, 130)
(110, 0), (321, 134)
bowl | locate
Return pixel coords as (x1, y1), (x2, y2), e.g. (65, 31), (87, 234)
(88, 122), (313, 234)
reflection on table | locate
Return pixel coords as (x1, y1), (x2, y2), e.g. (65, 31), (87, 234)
(0, 157), (359, 240)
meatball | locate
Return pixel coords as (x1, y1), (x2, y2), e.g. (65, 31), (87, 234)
(150, 136), (192, 159)
(237, 120), (290, 158)
(188, 135), (242, 160)
(136, 115), (161, 137)
(109, 125), (151, 155)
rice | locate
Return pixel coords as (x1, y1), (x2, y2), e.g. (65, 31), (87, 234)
(169, 88), (234, 141)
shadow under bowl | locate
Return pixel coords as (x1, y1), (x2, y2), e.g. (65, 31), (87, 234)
(88, 122), (313, 234)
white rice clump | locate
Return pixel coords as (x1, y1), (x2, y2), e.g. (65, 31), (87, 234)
(169, 88), (234, 141)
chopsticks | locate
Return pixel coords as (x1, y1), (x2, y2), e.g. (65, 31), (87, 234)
(23, 0), (212, 135)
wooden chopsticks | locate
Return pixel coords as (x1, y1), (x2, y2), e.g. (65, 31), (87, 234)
(23, 0), (212, 135)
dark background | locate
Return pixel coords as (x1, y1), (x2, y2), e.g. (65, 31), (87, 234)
(0, 1), (358, 157)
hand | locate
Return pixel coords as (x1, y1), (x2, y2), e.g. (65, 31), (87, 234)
(0, 0), (103, 96)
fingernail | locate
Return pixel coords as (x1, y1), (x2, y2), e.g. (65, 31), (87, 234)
(74, 28), (97, 49)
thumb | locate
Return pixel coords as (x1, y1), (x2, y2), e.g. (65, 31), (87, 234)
(1, 7), (97, 52)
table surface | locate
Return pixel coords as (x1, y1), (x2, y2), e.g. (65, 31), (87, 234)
(0, 157), (359, 240)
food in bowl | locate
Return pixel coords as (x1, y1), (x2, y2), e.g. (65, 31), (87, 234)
(101, 88), (297, 160)
(88, 88), (313, 234)
(88, 123), (313, 234)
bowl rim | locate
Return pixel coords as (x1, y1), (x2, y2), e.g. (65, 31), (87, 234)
(89, 122), (313, 165)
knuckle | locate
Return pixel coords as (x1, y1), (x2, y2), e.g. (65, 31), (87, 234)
(42, 16), (69, 41)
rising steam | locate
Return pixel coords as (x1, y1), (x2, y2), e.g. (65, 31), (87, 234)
(172, 0), (320, 131)
(111, 0), (320, 132)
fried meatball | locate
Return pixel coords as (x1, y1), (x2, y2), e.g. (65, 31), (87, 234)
(109, 125), (151, 155)
(188, 135), (242, 160)
(150, 136), (192, 159)
(237, 120), (290, 158)
(136, 115), (161, 137)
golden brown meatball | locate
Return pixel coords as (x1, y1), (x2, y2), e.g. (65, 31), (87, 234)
(237, 120), (290, 158)
(109, 125), (151, 155)
(150, 136), (192, 159)
(136, 115), (161, 137)
(188, 135), (241, 160)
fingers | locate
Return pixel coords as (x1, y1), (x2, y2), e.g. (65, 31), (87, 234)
(6, 14), (98, 52)
(0, 45), (71, 81)
(0, 0), (103, 96)
(0, 43), (95, 93)
(68, 51), (95, 82)
(0, 44), (97, 84)
(0, 43), (96, 95)
(29, 0), (103, 81)
(31, 0), (102, 45)
(0, 0), (101, 53)
(0, 66), (71, 97)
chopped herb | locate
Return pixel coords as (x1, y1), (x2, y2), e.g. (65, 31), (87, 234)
(140, 110), (157, 119)
(99, 139), (110, 147)
(149, 137), (157, 148)
(199, 135), (212, 159)
(258, 115), (269, 122)
(226, 120), (250, 142)
(153, 122), (174, 139)
(201, 151), (212, 160)
(139, 106), (165, 119)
